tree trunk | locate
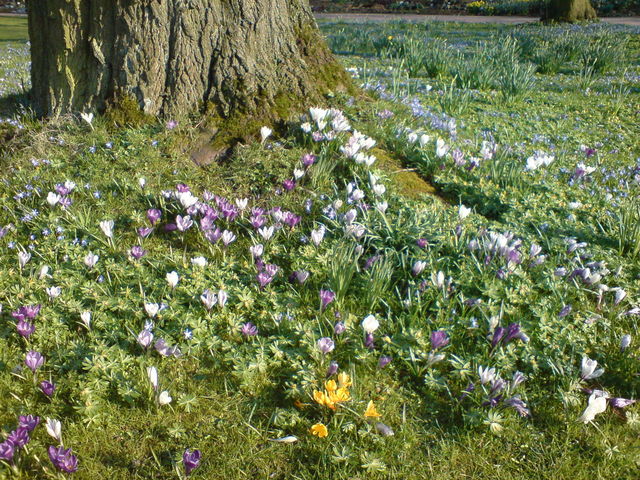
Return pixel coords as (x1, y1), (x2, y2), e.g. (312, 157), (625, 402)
(26, 0), (350, 119)
(542, 0), (597, 22)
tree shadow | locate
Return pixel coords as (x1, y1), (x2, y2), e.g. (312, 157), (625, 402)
(0, 90), (30, 117)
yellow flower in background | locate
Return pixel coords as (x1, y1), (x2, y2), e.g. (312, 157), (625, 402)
(338, 372), (352, 388)
(325, 380), (337, 392)
(364, 400), (382, 418)
(330, 387), (351, 404)
(310, 423), (328, 438)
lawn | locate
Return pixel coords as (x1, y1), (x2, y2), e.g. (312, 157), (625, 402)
(1, 14), (640, 480)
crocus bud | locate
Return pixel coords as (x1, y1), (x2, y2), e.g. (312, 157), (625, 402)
(326, 361), (339, 377)
(621, 334), (632, 351)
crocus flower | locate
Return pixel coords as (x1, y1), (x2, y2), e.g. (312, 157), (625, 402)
(19, 415), (40, 431)
(378, 355), (392, 369)
(158, 390), (172, 405)
(558, 305), (572, 318)
(99, 220), (114, 238)
(326, 361), (339, 377)
(458, 205), (471, 220)
(137, 328), (154, 349)
(490, 326), (506, 349)
(621, 334), (632, 351)
(45, 418), (62, 443)
(361, 315), (379, 334)
(310, 423), (328, 438)
(147, 366), (158, 390)
(176, 215), (193, 232)
(84, 252), (98, 269)
(166, 271), (179, 289)
(609, 397), (636, 409)
(411, 261), (426, 277)
(241, 322), (258, 337)
(130, 245), (147, 259)
(282, 179), (295, 191)
(430, 330), (449, 350)
(364, 333), (375, 349)
(578, 391), (608, 423)
(46, 286), (61, 299)
(144, 303), (160, 318)
(301, 153), (316, 167)
(310, 226), (325, 246)
(25, 351), (44, 371)
(217, 290), (228, 308)
(0, 442), (14, 461)
(138, 227), (154, 238)
(334, 321), (346, 335)
(317, 337), (335, 354)
(581, 357), (604, 380)
(40, 380), (56, 397)
(48, 446), (78, 473)
(16, 319), (35, 338)
(8, 427), (30, 448)
(183, 449), (201, 476)
(478, 366), (496, 385)
(319, 290), (335, 310)
(18, 251), (31, 268)
(201, 290), (217, 310)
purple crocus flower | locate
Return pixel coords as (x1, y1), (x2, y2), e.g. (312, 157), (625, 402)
(292, 270), (309, 285)
(256, 272), (273, 290)
(0, 441), (14, 461)
(490, 327), (506, 349)
(137, 328), (154, 349)
(183, 449), (201, 476)
(378, 355), (392, 369)
(25, 351), (44, 372)
(12, 304), (41, 321)
(16, 319), (36, 338)
(558, 305), (572, 318)
(48, 446), (78, 473)
(204, 227), (222, 244)
(504, 395), (530, 417)
(241, 322), (258, 337)
(301, 153), (316, 167)
(40, 380), (56, 397)
(326, 360), (339, 377)
(317, 337), (335, 354)
(430, 330), (449, 350)
(176, 183), (190, 193)
(319, 290), (335, 310)
(416, 238), (428, 249)
(503, 323), (523, 345)
(609, 397), (636, 409)
(334, 321), (346, 335)
(147, 209), (162, 225)
(18, 415), (40, 431)
(137, 227), (154, 238)
(7, 427), (30, 448)
(283, 179), (296, 192)
(364, 332), (375, 350)
(130, 245), (147, 260)
(176, 215), (193, 232)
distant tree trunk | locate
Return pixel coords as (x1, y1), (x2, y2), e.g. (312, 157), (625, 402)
(26, 0), (349, 119)
(542, 0), (597, 22)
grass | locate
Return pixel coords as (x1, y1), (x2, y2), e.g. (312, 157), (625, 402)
(1, 16), (640, 480)
(0, 15), (27, 46)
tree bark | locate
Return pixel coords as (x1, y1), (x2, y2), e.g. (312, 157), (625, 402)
(542, 0), (597, 22)
(26, 0), (350, 119)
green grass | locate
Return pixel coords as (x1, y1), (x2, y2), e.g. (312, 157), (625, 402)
(0, 15), (27, 46)
(1, 17), (640, 480)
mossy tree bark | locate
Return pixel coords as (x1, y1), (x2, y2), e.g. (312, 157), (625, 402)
(542, 0), (597, 22)
(26, 0), (350, 119)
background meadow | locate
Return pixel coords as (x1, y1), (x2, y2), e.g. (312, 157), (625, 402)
(1, 15), (640, 479)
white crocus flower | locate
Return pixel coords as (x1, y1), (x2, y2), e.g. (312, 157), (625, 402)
(217, 289), (228, 308)
(158, 390), (172, 405)
(190, 256), (207, 268)
(139, 178), (146, 189)
(144, 303), (160, 318)
(310, 226), (325, 247)
(46, 192), (60, 206)
(18, 251), (31, 268)
(258, 226), (274, 241)
(166, 271), (180, 289)
(147, 366), (158, 390)
(578, 391), (608, 423)
(620, 334), (632, 351)
(46, 286), (62, 299)
(581, 357), (604, 380)
(45, 418), (62, 443)
(435, 138), (449, 157)
(458, 205), (471, 220)
(99, 220), (114, 239)
(80, 112), (94, 125)
(478, 366), (496, 385)
(361, 314), (379, 334)
(84, 252), (99, 269)
(80, 311), (91, 329)
(372, 184), (386, 196)
(260, 126), (272, 144)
